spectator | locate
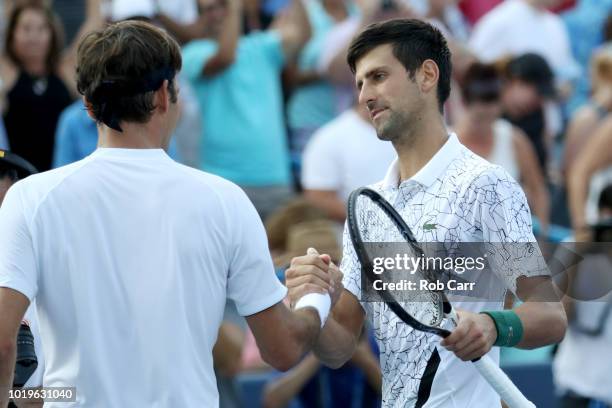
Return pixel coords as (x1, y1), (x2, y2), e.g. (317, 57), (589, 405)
(265, 198), (328, 263)
(469, 0), (580, 87)
(568, 113), (612, 237)
(563, 45), (612, 178)
(553, 184), (612, 407)
(0, 0), (102, 171)
(286, 0), (357, 181)
(317, 0), (414, 93)
(501, 53), (556, 176)
(420, 0), (470, 42)
(455, 62), (550, 231)
(153, 0), (214, 44)
(301, 102), (396, 222)
(562, 1), (612, 115)
(182, 0), (312, 221)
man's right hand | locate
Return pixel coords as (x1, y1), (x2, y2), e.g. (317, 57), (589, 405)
(285, 248), (344, 309)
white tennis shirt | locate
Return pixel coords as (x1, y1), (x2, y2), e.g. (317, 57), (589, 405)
(0, 148), (287, 407)
(341, 134), (545, 408)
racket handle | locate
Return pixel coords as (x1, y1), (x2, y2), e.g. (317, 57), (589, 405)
(472, 355), (536, 408)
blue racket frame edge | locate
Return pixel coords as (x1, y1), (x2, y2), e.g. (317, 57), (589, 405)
(346, 187), (536, 408)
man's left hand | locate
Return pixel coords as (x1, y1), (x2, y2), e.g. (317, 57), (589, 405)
(440, 310), (497, 361)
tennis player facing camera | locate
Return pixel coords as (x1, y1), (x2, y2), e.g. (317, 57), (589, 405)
(0, 21), (340, 407)
(286, 19), (567, 407)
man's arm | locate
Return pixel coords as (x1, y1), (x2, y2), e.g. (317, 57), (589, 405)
(312, 290), (365, 368)
(246, 303), (322, 372)
(0, 288), (30, 407)
(513, 276), (567, 348)
(202, 0), (242, 77)
(156, 14), (206, 45)
(443, 169), (566, 361)
(285, 251), (365, 369)
(442, 276), (567, 362)
(273, 0), (311, 64)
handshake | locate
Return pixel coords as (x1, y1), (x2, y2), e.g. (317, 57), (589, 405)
(285, 248), (344, 326)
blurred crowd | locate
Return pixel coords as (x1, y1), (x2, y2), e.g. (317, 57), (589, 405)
(1, 0), (612, 407)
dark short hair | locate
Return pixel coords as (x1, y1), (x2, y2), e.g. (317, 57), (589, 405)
(505, 53), (555, 98)
(461, 62), (502, 104)
(76, 20), (182, 129)
(4, 1), (64, 73)
(347, 19), (452, 113)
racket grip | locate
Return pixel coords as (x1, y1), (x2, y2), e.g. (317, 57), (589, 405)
(472, 355), (536, 408)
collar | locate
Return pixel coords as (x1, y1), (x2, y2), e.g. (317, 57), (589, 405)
(91, 148), (170, 160)
(382, 133), (463, 191)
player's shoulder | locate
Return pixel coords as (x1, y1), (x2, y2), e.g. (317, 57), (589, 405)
(14, 160), (87, 198)
(171, 163), (252, 205)
(6, 159), (90, 216)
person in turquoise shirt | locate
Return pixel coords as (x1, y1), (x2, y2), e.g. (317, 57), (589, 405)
(182, 0), (311, 221)
(286, 0), (358, 181)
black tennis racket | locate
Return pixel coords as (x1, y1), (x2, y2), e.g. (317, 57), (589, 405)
(347, 187), (535, 408)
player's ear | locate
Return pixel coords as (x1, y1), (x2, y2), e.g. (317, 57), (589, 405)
(156, 80), (170, 113)
(83, 97), (97, 121)
(418, 59), (439, 96)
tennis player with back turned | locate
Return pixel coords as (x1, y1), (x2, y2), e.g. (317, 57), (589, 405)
(286, 19), (567, 408)
(0, 19), (342, 407)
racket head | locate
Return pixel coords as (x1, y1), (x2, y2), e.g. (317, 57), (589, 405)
(347, 187), (451, 337)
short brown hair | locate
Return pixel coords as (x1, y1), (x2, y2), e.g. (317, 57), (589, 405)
(76, 20), (182, 130)
(4, 1), (64, 73)
(347, 19), (452, 114)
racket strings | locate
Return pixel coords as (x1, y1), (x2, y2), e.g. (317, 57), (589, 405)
(355, 194), (445, 327)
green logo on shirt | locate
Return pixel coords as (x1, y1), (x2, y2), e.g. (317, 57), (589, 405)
(423, 223), (437, 231)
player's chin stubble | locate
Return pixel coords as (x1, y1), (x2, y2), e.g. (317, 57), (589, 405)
(376, 109), (410, 143)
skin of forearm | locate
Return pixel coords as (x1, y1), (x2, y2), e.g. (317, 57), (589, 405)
(156, 14), (204, 44)
(514, 302), (566, 349)
(290, 0), (312, 45)
(313, 316), (358, 369)
(257, 308), (321, 372)
(216, 2), (242, 62)
(0, 342), (16, 408)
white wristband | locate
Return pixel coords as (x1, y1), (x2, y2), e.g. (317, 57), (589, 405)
(295, 293), (331, 328)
